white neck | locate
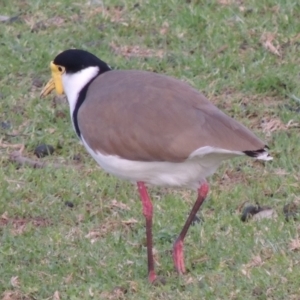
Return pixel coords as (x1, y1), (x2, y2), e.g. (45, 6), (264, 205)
(62, 66), (100, 116)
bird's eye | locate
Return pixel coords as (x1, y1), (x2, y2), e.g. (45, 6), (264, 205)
(58, 66), (63, 72)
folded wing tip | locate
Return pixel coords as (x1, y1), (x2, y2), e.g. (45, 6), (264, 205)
(244, 147), (273, 161)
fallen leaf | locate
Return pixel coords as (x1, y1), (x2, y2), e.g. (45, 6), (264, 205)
(184, 276), (195, 285)
(77, 214), (85, 223)
(11, 223), (27, 236)
(47, 128), (56, 134)
(1, 211), (9, 222)
(210, 45), (228, 58)
(64, 273), (73, 284)
(159, 21), (169, 35)
(85, 230), (100, 239)
(53, 291), (60, 300)
(241, 268), (251, 278)
(122, 218), (138, 225)
(274, 168), (289, 176)
(46, 17), (65, 27)
(0, 140), (24, 151)
(85, 219), (120, 242)
(260, 32), (281, 57)
(260, 117), (299, 137)
(128, 281), (138, 293)
(10, 276), (20, 288)
(89, 288), (94, 297)
(112, 286), (127, 297)
(270, 5), (280, 13)
(289, 239), (300, 252)
(249, 255), (263, 267)
(110, 199), (129, 210)
(290, 33), (300, 44)
(153, 247), (161, 266)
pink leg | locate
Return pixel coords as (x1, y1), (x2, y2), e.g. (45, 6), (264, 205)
(137, 182), (157, 283)
(173, 182), (209, 274)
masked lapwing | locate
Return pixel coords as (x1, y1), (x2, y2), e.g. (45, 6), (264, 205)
(41, 49), (272, 283)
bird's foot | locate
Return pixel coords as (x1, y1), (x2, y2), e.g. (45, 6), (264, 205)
(148, 270), (166, 285)
(148, 270), (157, 283)
(172, 238), (186, 274)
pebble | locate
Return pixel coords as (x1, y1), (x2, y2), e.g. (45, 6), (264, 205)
(34, 144), (55, 158)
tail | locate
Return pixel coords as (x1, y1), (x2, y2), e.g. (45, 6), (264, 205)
(243, 146), (273, 161)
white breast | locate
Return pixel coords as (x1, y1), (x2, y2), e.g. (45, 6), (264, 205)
(81, 137), (244, 190)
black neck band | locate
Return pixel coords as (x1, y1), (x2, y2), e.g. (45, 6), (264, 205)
(72, 68), (111, 138)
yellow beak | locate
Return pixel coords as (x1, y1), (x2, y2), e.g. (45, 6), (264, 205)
(40, 62), (64, 98)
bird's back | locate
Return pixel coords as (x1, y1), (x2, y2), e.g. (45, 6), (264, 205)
(78, 70), (266, 162)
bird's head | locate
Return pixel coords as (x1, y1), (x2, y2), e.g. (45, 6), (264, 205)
(40, 49), (111, 97)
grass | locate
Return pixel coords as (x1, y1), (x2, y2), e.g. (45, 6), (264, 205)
(1, 0), (300, 298)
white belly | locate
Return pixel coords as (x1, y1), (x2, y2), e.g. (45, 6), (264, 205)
(81, 137), (244, 190)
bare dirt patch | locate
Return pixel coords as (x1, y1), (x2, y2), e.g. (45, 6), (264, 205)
(0, 212), (51, 235)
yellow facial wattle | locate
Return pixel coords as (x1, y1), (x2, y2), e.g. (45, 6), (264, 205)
(40, 61), (65, 97)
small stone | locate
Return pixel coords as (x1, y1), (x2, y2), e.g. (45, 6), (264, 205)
(1, 121), (11, 130)
(152, 276), (166, 286)
(32, 77), (44, 88)
(31, 21), (46, 33)
(72, 154), (82, 161)
(241, 205), (261, 222)
(252, 287), (263, 297)
(34, 144), (55, 158)
(283, 202), (300, 221)
(55, 110), (67, 119)
(191, 214), (202, 226)
(65, 201), (74, 208)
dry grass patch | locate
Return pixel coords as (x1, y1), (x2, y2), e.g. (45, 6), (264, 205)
(110, 42), (164, 58)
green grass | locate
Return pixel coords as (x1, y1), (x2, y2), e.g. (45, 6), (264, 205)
(1, 0), (300, 298)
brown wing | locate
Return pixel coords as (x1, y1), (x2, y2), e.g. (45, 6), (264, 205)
(78, 70), (265, 162)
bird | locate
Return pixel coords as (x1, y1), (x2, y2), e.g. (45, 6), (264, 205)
(40, 49), (272, 283)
